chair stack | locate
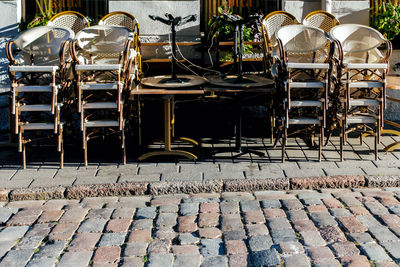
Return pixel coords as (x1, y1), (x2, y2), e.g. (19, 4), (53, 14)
(330, 24), (392, 160)
(273, 25), (333, 162)
(71, 25), (132, 165)
(6, 26), (73, 168)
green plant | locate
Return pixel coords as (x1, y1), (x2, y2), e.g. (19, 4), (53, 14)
(27, 0), (54, 29)
(371, 2), (400, 40)
(208, 2), (255, 59)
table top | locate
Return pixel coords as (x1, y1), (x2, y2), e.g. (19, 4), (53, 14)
(388, 75), (400, 90)
(130, 83), (204, 95)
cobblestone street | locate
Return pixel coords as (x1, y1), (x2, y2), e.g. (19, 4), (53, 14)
(1, 188), (400, 266)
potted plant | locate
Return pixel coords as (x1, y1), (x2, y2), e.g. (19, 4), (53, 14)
(27, 0), (54, 29)
(371, 2), (400, 46)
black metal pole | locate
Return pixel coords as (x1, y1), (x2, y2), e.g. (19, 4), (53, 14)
(238, 24), (244, 80)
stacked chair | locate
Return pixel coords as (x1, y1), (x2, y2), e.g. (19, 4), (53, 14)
(303, 10), (340, 33)
(47, 11), (90, 35)
(330, 24), (392, 160)
(6, 26), (74, 168)
(273, 25), (334, 162)
(71, 25), (133, 165)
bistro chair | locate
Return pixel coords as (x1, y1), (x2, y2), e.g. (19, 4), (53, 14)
(303, 10), (340, 33)
(330, 24), (392, 161)
(6, 26), (73, 168)
(99, 11), (142, 82)
(261, 11), (298, 71)
(274, 24), (334, 162)
(47, 11), (90, 35)
(71, 25), (132, 165)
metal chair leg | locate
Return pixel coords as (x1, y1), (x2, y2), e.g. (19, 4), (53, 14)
(121, 129), (126, 165)
(83, 126), (88, 166)
(340, 123), (344, 161)
(282, 127), (287, 163)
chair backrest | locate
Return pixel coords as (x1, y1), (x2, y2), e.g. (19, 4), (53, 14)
(48, 11), (90, 35)
(330, 24), (388, 63)
(262, 11), (298, 53)
(75, 25), (130, 64)
(99, 11), (139, 34)
(276, 25), (330, 62)
(303, 10), (340, 33)
(14, 26), (73, 57)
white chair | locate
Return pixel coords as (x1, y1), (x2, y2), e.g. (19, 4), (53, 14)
(330, 24), (392, 160)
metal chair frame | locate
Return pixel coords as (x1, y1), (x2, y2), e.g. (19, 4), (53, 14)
(303, 10), (340, 33)
(330, 24), (392, 161)
(48, 11), (90, 34)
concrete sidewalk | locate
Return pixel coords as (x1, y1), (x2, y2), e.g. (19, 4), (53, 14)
(0, 136), (400, 200)
(1, 188), (400, 266)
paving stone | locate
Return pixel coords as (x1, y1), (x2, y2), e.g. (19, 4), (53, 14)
(200, 238), (223, 257)
(278, 241), (305, 254)
(26, 257), (58, 267)
(267, 217), (292, 230)
(331, 241), (360, 257)
(93, 246), (121, 264)
(293, 221), (317, 235)
(147, 239), (171, 254)
(87, 208), (114, 219)
(223, 230), (247, 241)
(296, 191), (332, 200)
(219, 201), (239, 214)
(199, 227), (222, 239)
(135, 207), (157, 219)
(270, 228), (297, 243)
(172, 245), (199, 255)
(228, 253), (249, 267)
(123, 242), (148, 256)
(307, 205), (328, 213)
(301, 198), (323, 206)
(286, 210), (308, 222)
(308, 212), (337, 228)
(301, 231), (326, 247)
(154, 227), (177, 240)
(159, 205), (179, 214)
(6, 209), (42, 226)
(248, 235), (273, 252)
(369, 227), (399, 242)
(156, 213), (177, 228)
(250, 248), (280, 266)
(200, 202), (220, 213)
(338, 216), (368, 233)
(37, 210), (64, 223)
(33, 240), (68, 259)
(313, 258), (342, 267)
(260, 199), (281, 209)
(341, 255), (370, 267)
(178, 215), (197, 233)
(48, 222), (79, 241)
(349, 232), (375, 244)
(357, 215), (383, 228)
(131, 219), (153, 231)
(179, 202), (199, 216)
(283, 254), (311, 267)
(98, 233), (127, 247)
(284, 168), (325, 178)
(57, 250), (93, 267)
(200, 256), (228, 267)
(364, 201), (390, 215)
(240, 200), (260, 212)
(374, 262), (399, 267)
(0, 208), (17, 224)
(340, 196), (362, 207)
(174, 254), (202, 267)
(225, 240), (247, 255)
(245, 224), (269, 236)
(264, 208), (286, 218)
(128, 230), (152, 243)
(381, 241), (400, 259)
(77, 218), (108, 233)
(0, 248), (35, 267)
(348, 206), (370, 216)
(106, 218), (131, 232)
(244, 210), (265, 224)
(307, 246), (335, 260)
(221, 214), (243, 232)
(359, 243), (392, 262)
(281, 199), (303, 210)
(328, 208), (351, 218)
(178, 233), (199, 245)
(59, 208), (88, 223)
(68, 232), (101, 251)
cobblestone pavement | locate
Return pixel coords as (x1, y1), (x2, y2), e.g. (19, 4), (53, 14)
(2, 188), (400, 266)
(1, 136), (400, 190)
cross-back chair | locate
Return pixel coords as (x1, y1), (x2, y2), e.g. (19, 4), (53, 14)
(47, 11), (90, 35)
(303, 10), (340, 33)
(274, 24), (334, 162)
(6, 26), (73, 168)
(330, 24), (392, 160)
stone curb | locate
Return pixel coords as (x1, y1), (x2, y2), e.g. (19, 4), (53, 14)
(1, 175), (400, 201)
